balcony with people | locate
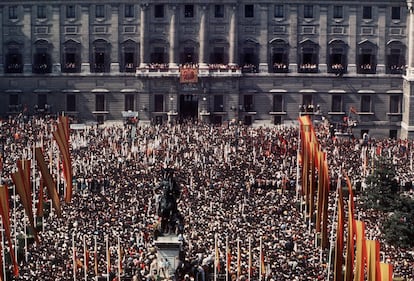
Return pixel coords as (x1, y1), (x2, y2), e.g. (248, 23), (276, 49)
(5, 53), (23, 74)
(32, 52), (52, 74)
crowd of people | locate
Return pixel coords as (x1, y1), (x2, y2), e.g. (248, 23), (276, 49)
(0, 115), (412, 281)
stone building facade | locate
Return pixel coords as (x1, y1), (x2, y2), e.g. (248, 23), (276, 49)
(0, 0), (413, 138)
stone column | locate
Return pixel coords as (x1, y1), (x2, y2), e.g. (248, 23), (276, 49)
(401, 1), (414, 138)
(229, 5), (237, 65)
(51, 5), (61, 74)
(199, 5), (207, 67)
(377, 6), (386, 74)
(22, 5), (32, 74)
(407, 1), (414, 76)
(288, 5), (298, 73)
(347, 5), (357, 74)
(139, 4), (148, 67)
(80, 5), (90, 73)
(110, 5), (120, 73)
(169, 5), (178, 68)
(318, 5), (328, 73)
(0, 8), (3, 74)
(258, 4), (269, 72)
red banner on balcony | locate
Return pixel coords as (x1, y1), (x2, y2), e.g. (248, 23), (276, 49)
(180, 68), (198, 83)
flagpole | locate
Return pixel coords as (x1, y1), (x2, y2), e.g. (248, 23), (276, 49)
(327, 174), (340, 280)
(214, 233), (217, 281)
(94, 234), (98, 280)
(259, 236), (262, 280)
(118, 235), (122, 280)
(13, 185), (18, 260)
(24, 216), (28, 262)
(236, 238), (240, 281)
(1, 221), (7, 281)
(73, 232), (77, 281)
(106, 235), (110, 281)
(83, 235), (87, 281)
(225, 235), (229, 281)
(248, 237), (251, 281)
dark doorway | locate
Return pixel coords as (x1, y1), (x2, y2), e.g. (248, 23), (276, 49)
(179, 94), (198, 121)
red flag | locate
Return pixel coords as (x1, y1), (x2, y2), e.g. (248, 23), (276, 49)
(36, 179), (45, 217)
(215, 234), (221, 273)
(334, 178), (345, 281)
(53, 122), (73, 203)
(0, 185), (19, 276)
(354, 220), (366, 281)
(35, 147), (62, 217)
(13, 160), (40, 244)
(379, 263), (393, 281)
(366, 240), (380, 281)
(344, 174), (355, 281)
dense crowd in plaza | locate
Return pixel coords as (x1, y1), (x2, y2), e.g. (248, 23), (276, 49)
(0, 115), (412, 281)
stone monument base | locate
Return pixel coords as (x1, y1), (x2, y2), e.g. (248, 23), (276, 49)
(155, 234), (182, 279)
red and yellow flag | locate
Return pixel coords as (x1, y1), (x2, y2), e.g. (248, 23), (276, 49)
(35, 147), (62, 217)
(379, 263), (393, 281)
(334, 178), (345, 281)
(344, 174), (355, 281)
(53, 117), (73, 203)
(0, 185), (19, 276)
(366, 240), (380, 281)
(354, 220), (366, 281)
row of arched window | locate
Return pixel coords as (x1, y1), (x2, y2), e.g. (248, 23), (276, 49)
(4, 38), (406, 75)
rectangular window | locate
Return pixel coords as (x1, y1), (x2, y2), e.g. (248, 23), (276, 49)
(302, 94), (313, 108)
(184, 5), (194, 18)
(331, 95), (342, 112)
(9, 94), (18, 106)
(273, 95), (283, 112)
(274, 5), (284, 18)
(214, 5), (224, 18)
(361, 95), (371, 112)
(96, 94), (105, 111)
(362, 6), (372, 19)
(245, 4), (254, 18)
(37, 5), (46, 19)
(244, 95), (254, 112)
(125, 94), (135, 111)
(96, 5), (105, 18)
(37, 94), (47, 109)
(154, 4), (164, 18)
(66, 5), (75, 19)
(333, 5), (343, 19)
(154, 95), (164, 112)
(125, 4), (134, 18)
(389, 95), (401, 113)
(67, 94), (76, 112)
(214, 95), (224, 112)
(9, 6), (17, 19)
(391, 7), (400, 20)
(304, 5), (314, 18)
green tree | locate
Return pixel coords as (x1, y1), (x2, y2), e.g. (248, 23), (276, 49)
(362, 156), (399, 212)
(361, 156), (414, 248)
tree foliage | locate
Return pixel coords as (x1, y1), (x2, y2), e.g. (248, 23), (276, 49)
(362, 156), (399, 212)
(361, 156), (414, 248)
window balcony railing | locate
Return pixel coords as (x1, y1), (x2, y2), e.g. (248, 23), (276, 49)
(63, 62), (80, 73)
(33, 64), (51, 73)
(358, 64), (376, 74)
(388, 65), (405, 74)
(298, 64), (318, 73)
(124, 63), (136, 73)
(241, 64), (258, 73)
(5, 64), (23, 73)
(93, 63), (107, 73)
(272, 63), (289, 73)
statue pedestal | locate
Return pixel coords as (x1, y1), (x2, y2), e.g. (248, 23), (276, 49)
(155, 234), (182, 279)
